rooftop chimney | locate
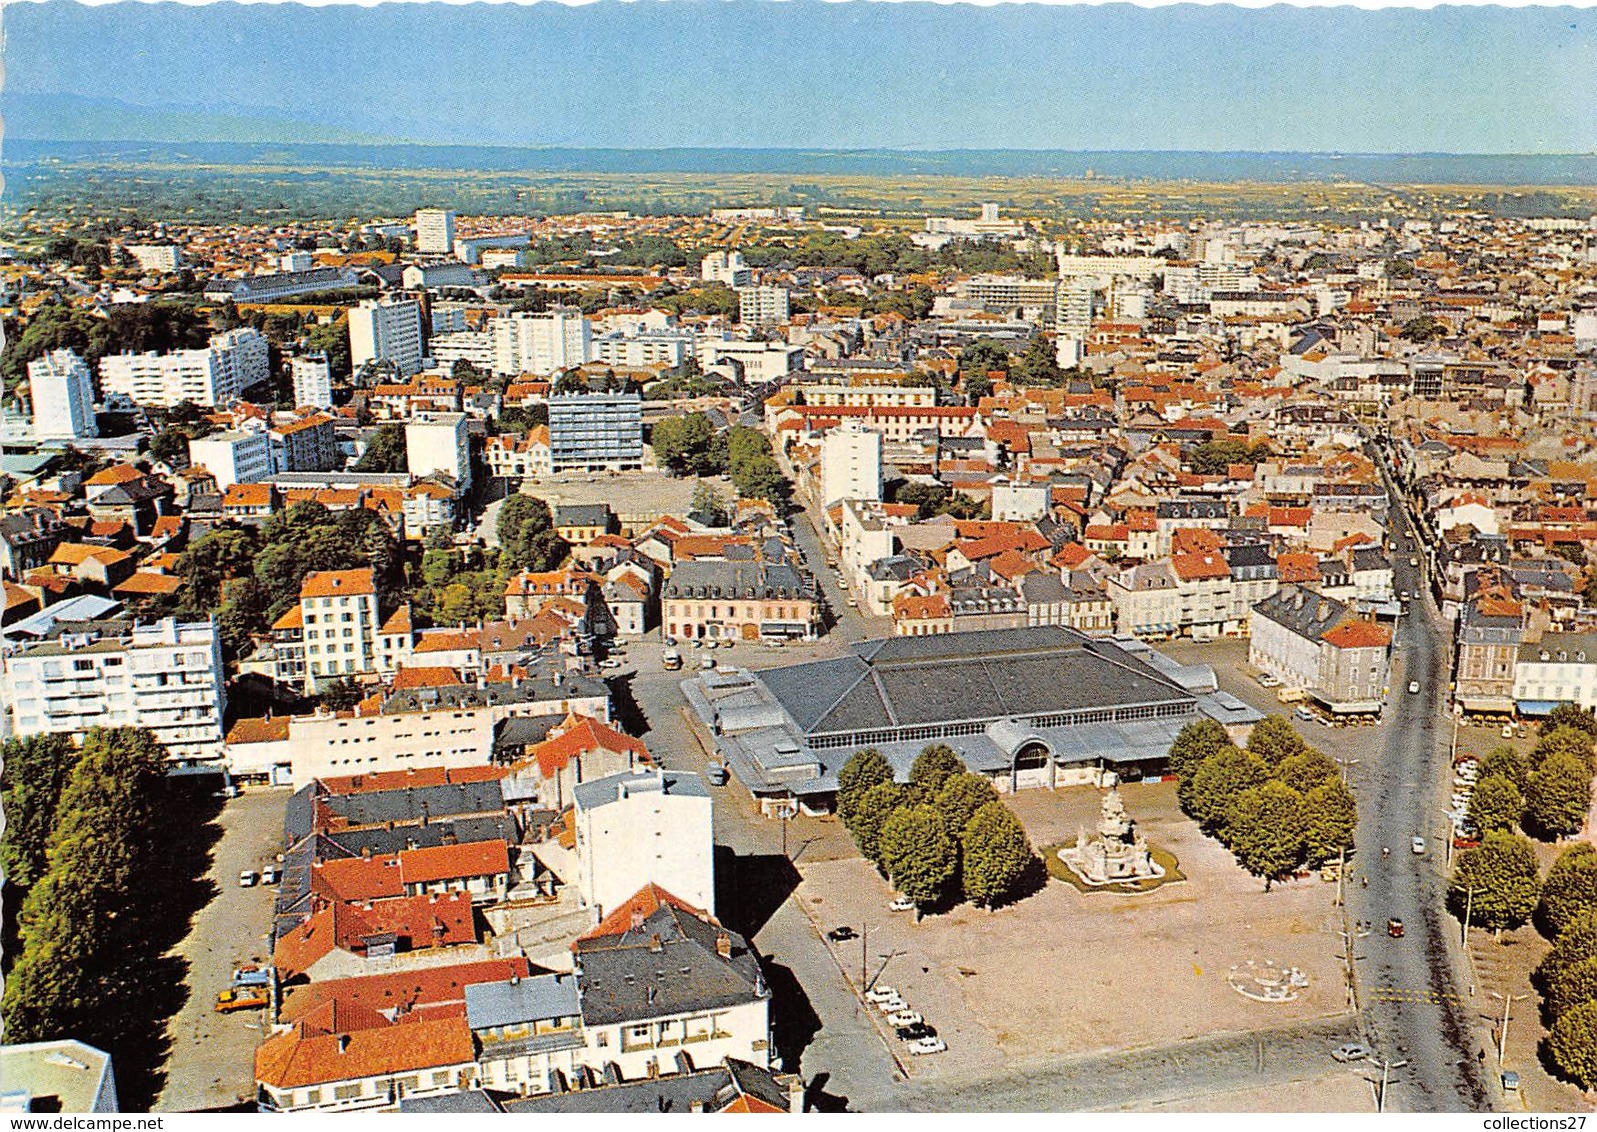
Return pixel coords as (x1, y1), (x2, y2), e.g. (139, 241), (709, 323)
(715, 932), (731, 960)
(648, 933), (663, 953)
(337, 1034), (351, 1053)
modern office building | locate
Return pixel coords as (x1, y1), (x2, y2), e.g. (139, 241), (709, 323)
(737, 285), (791, 326)
(490, 310), (591, 377)
(958, 275), (1060, 314)
(125, 243), (183, 273)
(547, 392), (643, 473)
(349, 297), (425, 376)
(405, 412), (472, 492)
(2, 617), (227, 764)
(819, 419), (883, 507)
(97, 328), (269, 408)
(415, 208), (457, 255)
(290, 353), (333, 409)
(187, 429), (273, 490)
(700, 250), (751, 287)
(28, 348), (98, 440)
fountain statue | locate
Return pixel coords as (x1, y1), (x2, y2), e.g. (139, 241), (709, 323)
(1058, 788), (1165, 887)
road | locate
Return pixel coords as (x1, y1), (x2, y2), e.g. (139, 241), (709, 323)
(898, 1017), (1364, 1112)
(1339, 471), (1494, 1111)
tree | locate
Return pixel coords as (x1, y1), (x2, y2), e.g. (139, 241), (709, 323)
(1550, 1001), (1597, 1089)
(1541, 911), (1597, 987)
(2, 728), (169, 1052)
(961, 801), (1034, 909)
(934, 773), (1000, 837)
(354, 423), (407, 472)
(1468, 775), (1526, 836)
(1302, 778), (1358, 867)
(850, 782), (907, 866)
(0, 734), (84, 889)
(1549, 704), (1597, 741)
(1189, 438), (1272, 476)
(1540, 844), (1597, 938)
(1532, 726), (1596, 773)
(650, 413), (715, 475)
(1182, 747), (1268, 833)
(1167, 718), (1229, 780)
(148, 428), (190, 468)
(1225, 781), (1307, 888)
(1525, 752), (1593, 839)
(690, 481), (731, 526)
(1009, 333), (1066, 388)
(909, 744), (966, 802)
(1480, 745), (1529, 792)
(496, 494), (556, 572)
(879, 804), (959, 912)
(1245, 715), (1307, 766)
(837, 748), (894, 830)
(1275, 749), (1340, 795)
(1448, 831), (1541, 933)
(1547, 956), (1597, 1021)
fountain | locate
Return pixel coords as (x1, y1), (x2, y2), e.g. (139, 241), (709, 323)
(1058, 788), (1166, 887)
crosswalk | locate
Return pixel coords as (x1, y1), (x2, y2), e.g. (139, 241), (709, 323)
(1370, 985), (1465, 1006)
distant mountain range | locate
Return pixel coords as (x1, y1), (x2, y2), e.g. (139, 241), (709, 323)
(9, 138), (1597, 188)
(3, 0), (1596, 156)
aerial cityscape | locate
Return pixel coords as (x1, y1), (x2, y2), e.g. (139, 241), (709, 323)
(2, 0), (1597, 1118)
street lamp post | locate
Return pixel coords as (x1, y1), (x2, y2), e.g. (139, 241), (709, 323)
(1462, 885), (1474, 948)
(1373, 1057), (1408, 1113)
(1490, 992), (1530, 1066)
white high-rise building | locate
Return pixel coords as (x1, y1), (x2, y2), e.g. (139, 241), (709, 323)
(405, 412), (472, 492)
(97, 328), (268, 408)
(415, 208), (457, 256)
(348, 297), (424, 376)
(187, 429), (272, 489)
(700, 250), (751, 287)
(489, 310), (591, 377)
(124, 244), (183, 273)
(820, 419), (883, 507)
(28, 349), (98, 440)
(737, 285), (790, 326)
(2, 618), (227, 763)
(291, 353), (333, 409)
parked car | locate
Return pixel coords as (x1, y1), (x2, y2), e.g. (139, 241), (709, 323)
(825, 926), (857, 943)
(1388, 918), (1405, 938)
(1256, 673), (1281, 688)
(907, 1036), (947, 1055)
(214, 988), (269, 1013)
(700, 657), (717, 671)
(896, 1024), (936, 1041)
(232, 965), (272, 988)
(1331, 1042), (1371, 1063)
(1501, 724), (1515, 739)
(260, 864), (281, 885)
(705, 763), (729, 787)
(599, 658), (622, 670)
(1502, 1071), (1520, 1093)
(874, 997), (908, 1015)
(1411, 835), (1426, 855)
(238, 870), (260, 888)
(662, 650), (683, 671)
(1408, 681), (1421, 694)
(889, 895), (916, 912)
(864, 985), (899, 1005)
(887, 1010), (924, 1028)
(1294, 706), (1317, 723)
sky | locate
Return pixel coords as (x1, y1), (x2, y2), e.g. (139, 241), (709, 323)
(4, 0), (1596, 153)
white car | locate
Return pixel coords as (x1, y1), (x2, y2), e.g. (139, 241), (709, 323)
(874, 996), (909, 1015)
(598, 658), (622, 670)
(1411, 835), (1426, 855)
(1408, 681), (1421, 694)
(864, 985), (899, 1005)
(887, 1010), (923, 1028)
(238, 870), (260, 888)
(908, 1036), (947, 1055)
(1256, 673), (1282, 688)
(889, 895), (916, 912)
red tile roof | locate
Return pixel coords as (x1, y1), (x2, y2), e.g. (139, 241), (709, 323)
(254, 1008), (474, 1090)
(529, 714), (650, 779)
(299, 568), (376, 599)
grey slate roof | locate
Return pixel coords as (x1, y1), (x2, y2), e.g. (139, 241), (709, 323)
(1251, 583), (1350, 644)
(661, 559), (814, 602)
(575, 902), (765, 1028)
(466, 972), (581, 1030)
(571, 769), (708, 813)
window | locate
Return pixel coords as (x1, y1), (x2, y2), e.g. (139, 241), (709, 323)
(333, 1084), (362, 1101)
(304, 1088), (322, 1106)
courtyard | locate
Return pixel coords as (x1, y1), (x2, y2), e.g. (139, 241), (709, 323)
(792, 781), (1352, 1085)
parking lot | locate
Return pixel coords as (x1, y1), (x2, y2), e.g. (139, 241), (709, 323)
(792, 781), (1350, 1085)
(155, 787), (290, 1113)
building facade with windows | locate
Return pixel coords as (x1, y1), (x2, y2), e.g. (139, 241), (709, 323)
(2, 617), (227, 763)
(28, 348), (98, 440)
(547, 393), (643, 472)
(98, 329), (269, 408)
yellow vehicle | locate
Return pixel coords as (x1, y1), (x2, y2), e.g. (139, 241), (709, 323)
(215, 988), (269, 1013)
